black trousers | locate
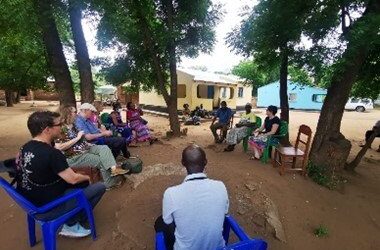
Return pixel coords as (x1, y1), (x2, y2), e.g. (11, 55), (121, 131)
(103, 137), (130, 158)
(154, 216), (175, 250)
(365, 129), (380, 142)
(35, 182), (106, 226)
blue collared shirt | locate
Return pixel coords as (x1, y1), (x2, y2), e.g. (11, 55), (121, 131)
(216, 107), (233, 125)
(163, 172), (229, 250)
(75, 115), (100, 135)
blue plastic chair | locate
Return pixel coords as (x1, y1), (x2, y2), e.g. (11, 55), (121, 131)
(0, 177), (97, 250)
(155, 215), (267, 250)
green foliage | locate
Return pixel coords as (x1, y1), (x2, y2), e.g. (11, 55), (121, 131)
(0, 0), (48, 92)
(314, 225), (329, 237)
(307, 161), (346, 190)
(93, 0), (221, 92)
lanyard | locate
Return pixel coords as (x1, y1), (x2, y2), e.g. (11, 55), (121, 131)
(185, 177), (207, 182)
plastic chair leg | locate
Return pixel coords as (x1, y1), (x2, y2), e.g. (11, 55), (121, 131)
(41, 223), (56, 250)
(27, 214), (36, 247)
(222, 218), (231, 244)
(243, 137), (248, 152)
(85, 206), (97, 240)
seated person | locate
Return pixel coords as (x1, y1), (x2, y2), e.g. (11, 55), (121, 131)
(75, 103), (130, 159)
(89, 100), (104, 129)
(55, 106), (128, 189)
(155, 145), (229, 250)
(248, 105), (280, 160)
(112, 99), (122, 112)
(360, 120), (380, 152)
(210, 101), (233, 143)
(17, 111), (106, 238)
(126, 102), (155, 143)
(109, 111), (134, 143)
(183, 104), (201, 126)
(224, 103), (257, 152)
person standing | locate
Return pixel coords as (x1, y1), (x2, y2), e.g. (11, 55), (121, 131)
(361, 120), (380, 152)
(17, 111), (106, 238)
(155, 145), (229, 250)
(210, 101), (233, 143)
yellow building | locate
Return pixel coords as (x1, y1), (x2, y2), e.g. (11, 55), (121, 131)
(139, 68), (252, 111)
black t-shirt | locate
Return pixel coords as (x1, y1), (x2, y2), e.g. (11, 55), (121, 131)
(264, 116), (281, 135)
(16, 140), (69, 207)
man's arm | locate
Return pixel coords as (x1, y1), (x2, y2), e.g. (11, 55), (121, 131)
(162, 190), (175, 224)
(58, 167), (90, 185)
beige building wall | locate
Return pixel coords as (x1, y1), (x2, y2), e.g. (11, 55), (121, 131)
(236, 83), (253, 107)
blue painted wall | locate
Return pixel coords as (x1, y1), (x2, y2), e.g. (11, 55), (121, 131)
(257, 81), (327, 110)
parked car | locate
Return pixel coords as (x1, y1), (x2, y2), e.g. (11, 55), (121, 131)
(345, 98), (373, 112)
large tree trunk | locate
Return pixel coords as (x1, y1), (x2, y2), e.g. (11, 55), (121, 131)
(15, 91), (21, 103)
(309, 0), (379, 177)
(279, 48), (290, 145)
(5, 90), (14, 107)
(163, 0), (181, 136)
(345, 127), (380, 171)
(68, 0), (95, 103)
(33, 0), (76, 106)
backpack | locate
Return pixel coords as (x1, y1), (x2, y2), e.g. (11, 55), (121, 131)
(121, 157), (143, 174)
(0, 158), (19, 185)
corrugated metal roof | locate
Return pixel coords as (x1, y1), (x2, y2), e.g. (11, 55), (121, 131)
(178, 68), (242, 85)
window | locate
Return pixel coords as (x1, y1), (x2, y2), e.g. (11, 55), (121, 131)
(177, 84), (186, 98)
(312, 94), (326, 103)
(238, 87), (244, 98)
(350, 98), (359, 103)
(219, 87), (234, 99)
(221, 87), (227, 98)
(197, 85), (213, 99)
(288, 93), (297, 102)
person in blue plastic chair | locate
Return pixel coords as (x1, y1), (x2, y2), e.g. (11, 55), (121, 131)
(75, 103), (130, 159)
(16, 111), (106, 238)
(155, 144), (229, 250)
(210, 101), (233, 143)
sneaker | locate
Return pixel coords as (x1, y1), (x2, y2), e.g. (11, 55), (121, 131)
(59, 223), (91, 238)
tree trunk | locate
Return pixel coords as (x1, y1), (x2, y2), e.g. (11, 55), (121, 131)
(279, 48), (290, 145)
(5, 90), (14, 107)
(33, 0), (76, 106)
(164, 0), (181, 136)
(309, 0), (379, 177)
(68, 0), (95, 103)
(345, 127), (380, 171)
(15, 91), (21, 103)
(135, 0), (181, 135)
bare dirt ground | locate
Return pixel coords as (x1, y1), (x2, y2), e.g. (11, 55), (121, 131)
(0, 101), (379, 250)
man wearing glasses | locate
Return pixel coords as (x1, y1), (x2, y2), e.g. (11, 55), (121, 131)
(17, 111), (106, 238)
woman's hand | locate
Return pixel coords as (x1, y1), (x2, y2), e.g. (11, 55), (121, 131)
(76, 130), (85, 139)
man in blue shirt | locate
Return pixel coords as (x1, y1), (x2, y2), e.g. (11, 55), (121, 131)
(75, 103), (130, 159)
(210, 101), (233, 143)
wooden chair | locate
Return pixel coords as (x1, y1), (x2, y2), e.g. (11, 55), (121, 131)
(272, 125), (312, 175)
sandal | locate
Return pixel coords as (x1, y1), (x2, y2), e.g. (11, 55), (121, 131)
(111, 167), (129, 177)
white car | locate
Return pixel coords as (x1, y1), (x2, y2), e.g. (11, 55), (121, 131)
(345, 98), (374, 112)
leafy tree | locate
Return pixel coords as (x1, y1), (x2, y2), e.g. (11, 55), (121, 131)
(93, 0), (221, 135)
(0, 0), (48, 107)
(307, 0), (380, 178)
(33, 0), (76, 106)
(227, 0), (315, 124)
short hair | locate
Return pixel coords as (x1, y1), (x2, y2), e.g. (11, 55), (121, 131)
(267, 105), (278, 115)
(27, 111), (60, 137)
(182, 145), (207, 173)
(127, 102), (133, 109)
(221, 101), (227, 106)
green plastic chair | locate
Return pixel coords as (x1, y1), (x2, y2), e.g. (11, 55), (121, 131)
(261, 120), (288, 163)
(100, 112), (110, 126)
(243, 116), (262, 152)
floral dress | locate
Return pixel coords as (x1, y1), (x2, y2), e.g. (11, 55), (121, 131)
(126, 109), (151, 142)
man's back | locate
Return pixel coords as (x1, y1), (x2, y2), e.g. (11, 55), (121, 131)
(16, 140), (69, 206)
(163, 173), (229, 250)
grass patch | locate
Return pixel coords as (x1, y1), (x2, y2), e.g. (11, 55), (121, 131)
(314, 225), (329, 238)
(307, 162), (344, 189)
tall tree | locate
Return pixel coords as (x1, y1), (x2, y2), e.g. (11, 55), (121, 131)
(68, 0), (95, 103)
(33, 0), (76, 106)
(308, 0), (380, 177)
(93, 0), (221, 135)
(227, 0), (315, 124)
(0, 0), (48, 107)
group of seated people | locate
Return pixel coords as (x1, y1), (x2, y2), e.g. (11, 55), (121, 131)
(15, 109), (231, 249)
(210, 101), (281, 159)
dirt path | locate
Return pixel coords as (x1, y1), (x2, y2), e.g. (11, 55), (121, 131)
(0, 102), (379, 250)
